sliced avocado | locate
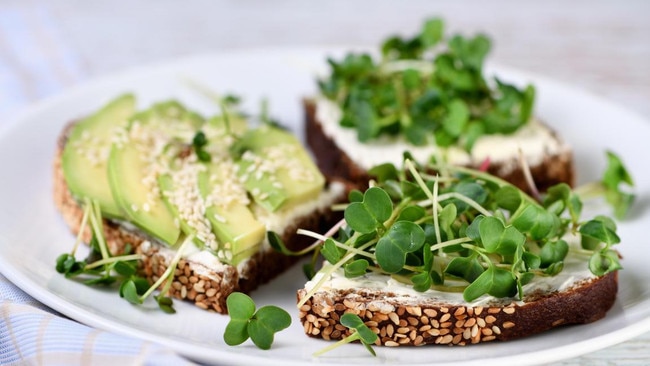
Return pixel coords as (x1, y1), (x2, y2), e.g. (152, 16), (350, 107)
(197, 162), (266, 265)
(233, 125), (326, 212)
(61, 94), (135, 218)
(107, 101), (205, 245)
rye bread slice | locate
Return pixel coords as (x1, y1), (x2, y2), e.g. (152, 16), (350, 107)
(53, 122), (344, 314)
(297, 271), (617, 346)
(304, 99), (575, 194)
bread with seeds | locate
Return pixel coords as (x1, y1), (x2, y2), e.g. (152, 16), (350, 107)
(54, 95), (344, 314)
(290, 159), (623, 346)
(305, 99), (574, 195)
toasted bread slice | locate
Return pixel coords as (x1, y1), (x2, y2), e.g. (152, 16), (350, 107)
(54, 122), (345, 313)
(297, 266), (617, 346)
(305, 98), (575, 194)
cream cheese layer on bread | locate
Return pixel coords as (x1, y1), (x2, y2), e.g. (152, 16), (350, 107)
(315, 97), (571, 176)
(305, 239), (594, 308)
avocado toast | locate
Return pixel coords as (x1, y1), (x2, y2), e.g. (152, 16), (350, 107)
(54, 94), (344, 313)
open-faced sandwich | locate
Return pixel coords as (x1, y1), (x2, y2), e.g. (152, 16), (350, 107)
(53, 94), (345, 313)
(305, 18), (574, 194)
(270, 155), (632, 347)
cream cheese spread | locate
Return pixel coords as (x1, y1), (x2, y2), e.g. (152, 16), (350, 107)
(315, 97), (571, 175)
(304, 242), (595, 307)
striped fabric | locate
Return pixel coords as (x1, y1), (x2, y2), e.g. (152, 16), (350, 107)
(0, 274), (196, 365)
(0, 3), (197, 365)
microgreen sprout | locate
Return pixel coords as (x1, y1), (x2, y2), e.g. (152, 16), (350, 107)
(224, 292), (291, 350)
(192, 130), (211, 162)
(313, 313), (378, 357)
(318, 17), (535, 150)
(55, 198), (187, 313)
(272, 151), (633, 308)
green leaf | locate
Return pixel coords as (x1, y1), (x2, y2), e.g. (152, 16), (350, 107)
(340, 313), (378, 345)
(540, 240), (569, 267)
(589, 250), (622, 276)
(602, 151), (635, 219)
(446, 181), (487, 213)
(397, 205), (426, 222)
(375, 221), (426, 273)
(495, 185), (522, 212)
(321, 238), (343, 264)
(445, 256), (484, 283)
(248, 306), (292, 350)
(345, 259), (369, 277)
(420, 18), (444, 48)
(479, 216), (525, 256)
(344, 187), (393, 234)
(155, 295), (176, 314)
(411, 271), (433, 292)
(442, 99), (469, 137)
(579, 219), (620, 246)
(226, 292), (256, 320)
(368, 163), (399, 183)
(120, 280), (143, 305)
(463, 266), (517, 302)
(512, 204), (557, 240)
(114, 261), (137, 277)
(224, 319), (249, 346)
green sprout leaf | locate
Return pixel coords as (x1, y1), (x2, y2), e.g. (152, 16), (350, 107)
(224, 292), (291, 350)
(589, 250), (623, 276)
(539, 240), (569, 268)
(344, 187), (393, 234)
(478, 216), (526, 256)
(512, 204), (557, 240)
(375, 221), (425, 273)
(345, 259), (369, 278)
(445, 256), (484, 283)
(602, 151), (635, 219)
(580, 219), (621, 247)
(248, 306), (292, 350)
(463, 266), (517, 302)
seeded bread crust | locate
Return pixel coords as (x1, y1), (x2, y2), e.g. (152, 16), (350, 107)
(297, 271), (617, 346)
(304, 99), (575, 194)
(53, 122), (343, 314)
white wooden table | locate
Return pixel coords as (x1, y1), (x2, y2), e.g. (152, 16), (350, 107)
(1, 0), (649, 364)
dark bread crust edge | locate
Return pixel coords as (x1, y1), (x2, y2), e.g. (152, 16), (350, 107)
(304, 99), (576, 194)
(53, 122), (343, 314)
(297, 271), (617, 346)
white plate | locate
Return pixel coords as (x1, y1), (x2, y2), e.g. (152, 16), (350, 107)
(1, 48), (649, 366)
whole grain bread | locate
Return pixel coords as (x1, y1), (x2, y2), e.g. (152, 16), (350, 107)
(297, 271), (617, 346)
(53, 122), (344, 314)
(304, 99), (575, 195)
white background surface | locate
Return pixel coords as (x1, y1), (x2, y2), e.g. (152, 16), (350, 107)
(1, 1), (649, 364)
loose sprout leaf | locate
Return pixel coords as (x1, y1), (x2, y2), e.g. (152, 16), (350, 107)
(155, 295), (176, 314)
(248, 306), (291, 350)
(226, 292), (256, 320)
(602, 151), (635, 218)
(120, 280), (142, 304)
(344, 187), (393, 234)
(224, 319), (249, 346)
(540, 240), (569, 268)
(375, 221), (426, 273)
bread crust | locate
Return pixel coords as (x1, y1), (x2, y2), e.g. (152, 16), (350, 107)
(304, 99), (575, 194)
(53, 122), (343, 314)
(297, 271), (617, 346)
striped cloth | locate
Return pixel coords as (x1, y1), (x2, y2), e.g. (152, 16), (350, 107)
(0, 3), (196, 365)
(0, 274), (196, 365)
